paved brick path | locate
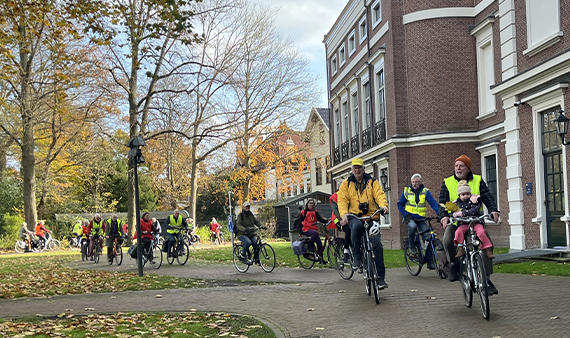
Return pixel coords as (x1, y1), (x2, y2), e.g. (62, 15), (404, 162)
(1, 258), (569, 337)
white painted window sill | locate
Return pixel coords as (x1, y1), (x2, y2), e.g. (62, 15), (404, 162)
(523, 31), (563, 57)
(477, 109), (497, 121)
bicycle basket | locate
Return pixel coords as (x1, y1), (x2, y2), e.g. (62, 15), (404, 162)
(292, 240), (308, 255)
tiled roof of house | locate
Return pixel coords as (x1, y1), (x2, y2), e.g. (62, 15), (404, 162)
(315, 108), (330, 129)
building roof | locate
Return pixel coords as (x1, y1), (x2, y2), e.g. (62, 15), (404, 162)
(315, 108), (330, 129)
(273, 191), (332, 208)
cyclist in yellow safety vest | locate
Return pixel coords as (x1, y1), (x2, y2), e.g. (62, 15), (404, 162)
(89, 214), (104, 258)
(166, 209), (188, 256)
(396, 173), (440, 268)
(72, 221), (83, 245)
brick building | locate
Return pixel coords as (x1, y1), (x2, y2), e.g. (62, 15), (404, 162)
(324, 0), (570, 251)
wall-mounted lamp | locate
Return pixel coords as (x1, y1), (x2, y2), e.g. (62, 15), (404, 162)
(380, 168), (390, 192)
(554, 110), (570, 146)
(513, 101), (526, 107)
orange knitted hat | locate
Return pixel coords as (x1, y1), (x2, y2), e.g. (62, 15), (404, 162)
(455, 154), (471, 169)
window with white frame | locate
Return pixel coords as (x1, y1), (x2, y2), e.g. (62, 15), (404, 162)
(359, 15), (367, 44)
(473, 22), (496, 118)
(331, 56), (338, 75)
(334, 108), (340, 147)
(363, 82), (371, 128)
(525, 0), (562, 55)
(348, 30), (356, 56)
(479, 145), (499, 219)
(372, 0), (381, 28)
(342, 101), (349, 142)
(352, 91), (359, 135)
(376, 69), (385, 122)
(339, 44), (346, 66)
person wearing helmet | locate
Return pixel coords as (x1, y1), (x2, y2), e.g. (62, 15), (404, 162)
(338, 158), (389, 290)
(397, 173), (440, 270)
(166, 209), (188, 256)
(299, 198), (329, 264)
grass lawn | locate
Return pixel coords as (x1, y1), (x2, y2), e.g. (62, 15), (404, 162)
(0, 312), (275, 338)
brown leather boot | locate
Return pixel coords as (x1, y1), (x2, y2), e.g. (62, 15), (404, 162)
(455, 246), (466, 258)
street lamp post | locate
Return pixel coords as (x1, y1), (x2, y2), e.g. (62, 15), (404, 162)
(228, 191), (234, 244)
(555, 110), (570, 146)
(128, 135), (146, 277)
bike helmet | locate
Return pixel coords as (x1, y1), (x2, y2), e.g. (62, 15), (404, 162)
(369, 221), (381, 237)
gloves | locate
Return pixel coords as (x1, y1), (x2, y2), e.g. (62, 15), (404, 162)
(470, 194), (480, 203)
(244, 227), (255, 236)
(452, 211), (463, 218)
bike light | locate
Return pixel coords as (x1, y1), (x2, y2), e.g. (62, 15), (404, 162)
(473, 239), (480, 246)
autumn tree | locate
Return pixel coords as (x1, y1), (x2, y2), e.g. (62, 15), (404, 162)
(0, 1), (108, 226)
(224, 4), (320, 203)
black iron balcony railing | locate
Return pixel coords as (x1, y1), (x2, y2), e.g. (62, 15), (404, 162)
(351, 134), (360, 156)
(341, 141), (349, 162)
(333, 146), (341, 165)
(374, 118), (386, 145)
(362, 127), (372, 151)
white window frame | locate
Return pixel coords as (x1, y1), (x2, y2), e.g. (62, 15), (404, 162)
(374, 65), (385, 123)
(362, 80), (371, 129)
(472, 21), (496, 120)
(342, 100), (349, 142)
(372, 0), (382, 29)
(331, 55), (338, 75)
(478, 143), (500, 224)
(334, 108), (340, 147)
(348, 30), (356, 56)
(524, 0), (562, 56)
(351, 90), (359, 136)
(359, 15), (367, 44)
(338, 44), (346, 67)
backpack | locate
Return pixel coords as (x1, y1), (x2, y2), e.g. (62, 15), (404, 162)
(127, 244), (137, 259)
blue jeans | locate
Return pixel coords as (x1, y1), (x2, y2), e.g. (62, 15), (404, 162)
(407, 219), (432, 263)
(348, 217), (385, 280)
(238, 235), (259, 260)
(168, 232), (181, 254)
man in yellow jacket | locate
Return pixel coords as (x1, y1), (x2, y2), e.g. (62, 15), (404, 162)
(338, 158), (389, 290)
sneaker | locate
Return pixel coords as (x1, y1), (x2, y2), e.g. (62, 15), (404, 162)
(239, 252), (247, 260)
(487, 280), (499, 295)
(351, 258), (362, 271)
(343, 253), (350, 263)
(485, 248), (495, 258)
(409, 247), (417, 258)
(319, 257), (328, 265)
(427, 262), (436, 270)
(377, 279), (388, 290)
(455, 246), (466, 258)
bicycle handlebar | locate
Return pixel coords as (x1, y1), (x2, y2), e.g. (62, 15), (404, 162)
(346, 208), (385, 221)
(449, 214), (493, 224)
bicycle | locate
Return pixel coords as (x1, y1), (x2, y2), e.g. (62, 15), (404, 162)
(403, 216), (445, 278)
(295, 220), (342, 270)
(152, 231), (164, 248)
(183, 228), (200, 248)
(108, 236), (123, 266)
(40, 231), (61, 251)
(345, 209), (385, 305)
(232, 226), (275, 273)
(451, 214), (493, 320)
(92, 235), (102, 264)
(69, 236), (81, 250)
(211, 231), (225, 245)
(138, 234), (163, 269)
(80, 236), (89, 261)
(167, 229), (189, 266)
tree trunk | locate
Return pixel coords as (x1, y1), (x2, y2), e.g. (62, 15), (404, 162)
(189, 144), (198, 222)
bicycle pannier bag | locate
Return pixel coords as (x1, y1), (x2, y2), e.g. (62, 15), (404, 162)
(292, 240), (307, 255)
(127, 244), (137, 259)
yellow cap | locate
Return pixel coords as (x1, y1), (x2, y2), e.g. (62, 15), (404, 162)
(352, 158), (364, 166)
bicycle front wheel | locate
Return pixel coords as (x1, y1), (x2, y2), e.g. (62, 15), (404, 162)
(15, 240), (26, 253)
(50, 239), (61, 251)
(367, 251), (380, 304)
(115, 245), (123, 266)
(474, 253), (490, 320)
(150, 245), (162, 269)
(93, 247), (100, 264)
(167, 244), (175, 265)
(460, 259), (473, 308)
(259, 243), (275, 273)
(177, 242), (189, 266)
(297, 252), (316, 269)
(233, 244), (250, 273)
(334, 244), (354, 280)
(404, 242), (422, 276)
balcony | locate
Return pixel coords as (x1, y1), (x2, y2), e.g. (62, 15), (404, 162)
(362, 127), (372, 151)
(334, 146), (341, 165)
(341, 141), (349, 162)
(351, 134), (360, 156)
(374, 119), (386, 145)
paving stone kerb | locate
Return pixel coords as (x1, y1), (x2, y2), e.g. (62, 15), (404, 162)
(1, 259), (569, 338)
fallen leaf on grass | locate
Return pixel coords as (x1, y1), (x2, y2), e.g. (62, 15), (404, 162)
(307, 308), (315, 311)
(426, 296), (436, 300)
(338, 290), (346, 293)
(156, 294), (162, 298)
(551, 316), (560, 320)
(316, 327), (325, 330)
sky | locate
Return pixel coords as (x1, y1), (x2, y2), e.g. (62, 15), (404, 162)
(255, 0), (348, 108)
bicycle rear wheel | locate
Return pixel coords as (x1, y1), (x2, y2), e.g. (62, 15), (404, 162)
(404, 242), (422, 276)
(15, 240), (26, 253)
(233, 244), (250, 273)
(115, 245), (123, 266)
(474, 253), (490, 320)
(297, 252), (316, 269)
(150, 245), (162, 269)
(93, 246), (100, 264)
(259, 243), (275, 273)
(177, 242), (189, 265)
(334, 244), (354, 280)
(326, 241), (339, 270)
